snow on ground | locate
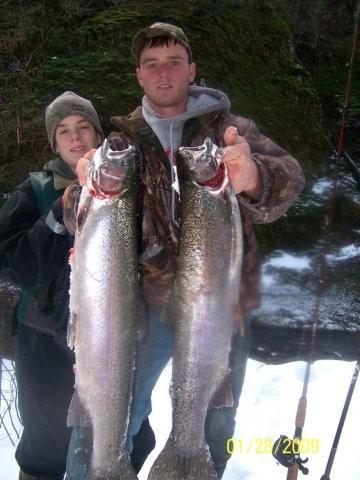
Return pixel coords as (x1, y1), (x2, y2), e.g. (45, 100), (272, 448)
(1, 359), (359, 479)
(327, 243), (360, 262)
(0, 443), (18, 480)
(139, 359), (359, 480)
(312, 178), (333, 196)
(266, 252), (312, 271)
(0, 361), (22, 480)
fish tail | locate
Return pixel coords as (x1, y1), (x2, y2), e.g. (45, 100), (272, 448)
(87, 455), (138, 480)
(148, 437), (217, 480)
(117, 455), (139, 480)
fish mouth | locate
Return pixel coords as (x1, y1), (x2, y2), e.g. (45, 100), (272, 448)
(178, 138), (226, 187)
(88, 138), (136, 195)
(107, 136), (131, 152)
(198, 162), (228, 194)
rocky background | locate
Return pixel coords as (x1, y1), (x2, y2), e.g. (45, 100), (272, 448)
(0, 0), (359, 362)
(0, 0), (358, 191)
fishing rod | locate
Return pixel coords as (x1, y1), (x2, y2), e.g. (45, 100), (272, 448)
(273, 2), (360, 478)
(272, 246), (326, 479)
(317, 6), (360, 478)
(320, 359), (360, 480)
(335, 0), (360, 163)
(333, 0), (360, 183)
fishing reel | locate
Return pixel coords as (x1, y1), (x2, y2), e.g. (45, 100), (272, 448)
(272, 435), (309, 475)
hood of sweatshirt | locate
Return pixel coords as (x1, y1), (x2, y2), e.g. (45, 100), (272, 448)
(141, 86), (231, 156)
(43, 157), (77, 190)
(141, 86), (231, 222)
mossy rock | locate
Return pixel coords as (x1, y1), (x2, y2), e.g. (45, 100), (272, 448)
(1, 1), (329, 191)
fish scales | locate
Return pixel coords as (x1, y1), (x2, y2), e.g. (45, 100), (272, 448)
(68, 138), (140, 480)
(148, 138), (243, 479)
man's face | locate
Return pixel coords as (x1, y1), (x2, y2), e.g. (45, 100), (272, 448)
(136, 40), (196, 117)
(54, 115), (101, 172)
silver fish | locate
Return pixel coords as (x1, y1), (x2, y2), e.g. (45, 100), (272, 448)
(148, 137), (243, 479)
(67, 137), (140, 480)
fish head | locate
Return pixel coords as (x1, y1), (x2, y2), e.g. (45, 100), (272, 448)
(178, 137), (225, 184)
(87, 137), (137, 196)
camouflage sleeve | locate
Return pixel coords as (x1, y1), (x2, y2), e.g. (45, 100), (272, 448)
(227, 114), (305, 224)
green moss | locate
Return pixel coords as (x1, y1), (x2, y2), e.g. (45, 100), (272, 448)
(1, 1), (329, 190)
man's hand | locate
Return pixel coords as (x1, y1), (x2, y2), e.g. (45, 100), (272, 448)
(76, 149), (97, 186)
(222, 126), (262, 199)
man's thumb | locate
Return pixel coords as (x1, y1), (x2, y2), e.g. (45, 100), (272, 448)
(224, 125), (245, 146)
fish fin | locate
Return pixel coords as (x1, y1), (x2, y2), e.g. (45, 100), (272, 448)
(209, 371), (234, 408)
(67, 389), (91, 427)
(117, 454), (139, 480)
(87, 454), (138, 480)
(148, 437), (217, 480)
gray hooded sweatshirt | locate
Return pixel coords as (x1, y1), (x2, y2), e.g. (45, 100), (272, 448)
(141, 85), (231, 221)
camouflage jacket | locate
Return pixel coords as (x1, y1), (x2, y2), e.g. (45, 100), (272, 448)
(111, 107), (305, 332)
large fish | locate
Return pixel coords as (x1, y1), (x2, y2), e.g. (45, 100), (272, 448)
(67, 137), (140, 480)
(148, 137), (243, 479)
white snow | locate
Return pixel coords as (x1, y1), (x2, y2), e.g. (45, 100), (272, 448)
(312, 179), (333, 195)
(0, 362), (22, 479)
(326, 243), (360, 262)
(138, 359), (360, 480)
(261, 252), (312, 288)
(1, 359), (359, 479)
(266, 252), (312, 271)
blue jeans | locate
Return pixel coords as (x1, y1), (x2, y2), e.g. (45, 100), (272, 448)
(66, 307), (250, 479)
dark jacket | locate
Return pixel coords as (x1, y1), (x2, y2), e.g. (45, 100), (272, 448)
(0, 158), (75, 336)
(111, 106), (305, 329)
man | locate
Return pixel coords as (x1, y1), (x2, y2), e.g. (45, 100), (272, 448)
(0, 91), (154, 480)
(68, 23), (305, 479)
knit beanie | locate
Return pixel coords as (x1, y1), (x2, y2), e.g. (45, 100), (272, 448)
(45, 91), (104, 152)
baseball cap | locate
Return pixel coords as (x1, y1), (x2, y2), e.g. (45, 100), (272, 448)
(131, 22), (192, 62)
